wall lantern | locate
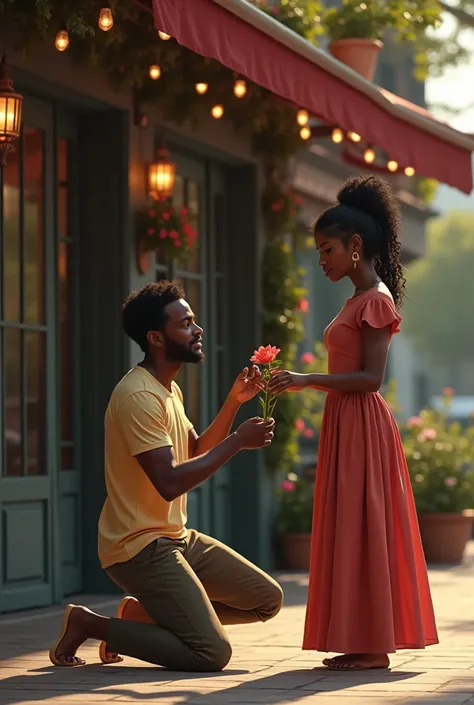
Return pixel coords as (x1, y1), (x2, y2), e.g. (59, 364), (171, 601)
(0, 53), (23, 167)
(147, 140), (176, 200)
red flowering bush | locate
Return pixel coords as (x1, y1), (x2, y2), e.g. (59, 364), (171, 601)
(275, 472), (314, 534)
(137, 198), (198, 262)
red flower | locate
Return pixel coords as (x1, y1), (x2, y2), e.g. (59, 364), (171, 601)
(169, 230), (179, 240)
(250, 345), (281, 364)
(147, 227), (155, 236)
(271, 202), (281, 212)
(163, 212), (170, 221)
(303, 428), (314, 438)
(159, 228), (168, 239)
(295, 418), (305, 431)
(180, 207), (189, 216)
(300, 352), (314, 365)
(294, 195), (303, 205)
(297, 298), (309, 312)
(280, 479), (295, 492)
(149, 210), (156, 218)
(174, 239), (181, 247)
(442, 387), (455, 397)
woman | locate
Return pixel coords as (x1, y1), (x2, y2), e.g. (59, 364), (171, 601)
(269, 175), (438, 671)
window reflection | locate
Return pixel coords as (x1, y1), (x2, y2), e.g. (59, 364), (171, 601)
(24, 126), (45, 324)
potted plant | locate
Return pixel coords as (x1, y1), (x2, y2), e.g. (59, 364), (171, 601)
(136, 198), (198, 269)
(402, 389), (474, 564)
(323, 0), (441, 81)
(275, 472), (314, 570)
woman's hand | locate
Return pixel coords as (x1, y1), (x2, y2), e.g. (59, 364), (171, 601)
(268, 370), (308, 396)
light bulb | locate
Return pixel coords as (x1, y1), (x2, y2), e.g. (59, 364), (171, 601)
(233, 79), (247, 98)
(296, 109), (309, 126)
(211, 104), (224, 119)
(347, 131), (361, 142)
(387, 160), (398, 172)
(98, 7), (114, 31)
(158, 30), (171, 40)
(195, 82), (208, 95)
(149, 65), (161, 80)
(404, 166), (415, 177)
(364, 147), (376, 164)
(331, 128), (344, 144)
(300, 126), (312, 140)
(55, 30), (70, 52)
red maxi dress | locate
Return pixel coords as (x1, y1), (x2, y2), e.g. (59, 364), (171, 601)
(303, 285), (438, 654)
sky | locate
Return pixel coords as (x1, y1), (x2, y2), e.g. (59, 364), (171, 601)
(425, 10), (474, 211)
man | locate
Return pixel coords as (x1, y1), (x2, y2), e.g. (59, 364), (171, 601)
(50, 280), (282, 671)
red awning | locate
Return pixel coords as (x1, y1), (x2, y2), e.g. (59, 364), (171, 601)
(152, 0), (474, 194)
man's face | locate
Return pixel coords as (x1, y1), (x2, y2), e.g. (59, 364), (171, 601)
(162, 299), (204, 364)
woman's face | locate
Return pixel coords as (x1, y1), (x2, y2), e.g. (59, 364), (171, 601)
(315, 232), (355, 282)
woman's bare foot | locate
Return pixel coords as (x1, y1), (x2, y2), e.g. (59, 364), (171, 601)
(49, 604), (109, 667)
(323, 653), (390, 670)
(99, 596), (154, 664)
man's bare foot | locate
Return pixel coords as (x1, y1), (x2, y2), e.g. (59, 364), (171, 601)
(50, 604), (108, 667)
(323, 653), (390, 670)
(99, 596), (154, 664)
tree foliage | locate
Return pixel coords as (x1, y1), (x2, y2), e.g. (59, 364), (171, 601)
(403, 211), (474, 367)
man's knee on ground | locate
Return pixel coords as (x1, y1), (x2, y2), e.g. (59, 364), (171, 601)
(195, 634), (232, 672)
(257, 579), (284, 622)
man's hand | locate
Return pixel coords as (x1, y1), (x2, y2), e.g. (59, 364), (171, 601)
(236, 417), (275, 449)
(229, 366), (264, 404)
(268, 370), (308, 396)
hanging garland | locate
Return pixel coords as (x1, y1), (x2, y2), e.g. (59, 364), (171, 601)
(137, 199), (198, 263)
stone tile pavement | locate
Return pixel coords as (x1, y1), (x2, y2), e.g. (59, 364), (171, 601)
(1, 545), (473, 705)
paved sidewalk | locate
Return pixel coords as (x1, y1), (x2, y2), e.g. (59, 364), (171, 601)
(1, 546), (473, 705)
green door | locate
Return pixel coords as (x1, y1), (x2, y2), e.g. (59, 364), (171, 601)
(155, 150), (231, 544)
(0, 96), (82, 612)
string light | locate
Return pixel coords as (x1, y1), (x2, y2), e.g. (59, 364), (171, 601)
(404, 166), (415, 176)
(55, 29), (70, 52)
(195, 82), (208, 95)
(211, 104), (224, 119)
(233, 79), (247, 98)
(300, 126), (312, 140)
(98, 6), (114, 31)
(347, 131), (361, 142)
(158, 30), (171, 40)
(149, 65), (161, 80)
(387, 160), (398, 172)
(363, 147), (376, 163)
(296, 109), (309, 126)
(331, 128), (344, 144)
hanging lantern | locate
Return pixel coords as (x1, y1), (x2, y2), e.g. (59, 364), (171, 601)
(0, 54), (23, 167)
(195, 82), (208, 95)
(300, 126), (311, 140)
(158, 30), (171, 40)
(387, 160), (398, 173)
(364, 146), (376, 164)
(233, 79), (247, 98)
(98, 6), (114, 31)
(147, 141), (176, 200)
(331, 128), (344, 144)
(55, 29), (70, 52)
(404, 166), (415, 177)
(211, 104), (224, 119)
(296, 109), (309, 126)
(149, 64), (161, 80)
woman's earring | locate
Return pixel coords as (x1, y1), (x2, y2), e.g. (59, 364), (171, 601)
(352, 252), (360, 269)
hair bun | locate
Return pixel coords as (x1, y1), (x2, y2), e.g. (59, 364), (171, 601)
(337, 175), (400, 237)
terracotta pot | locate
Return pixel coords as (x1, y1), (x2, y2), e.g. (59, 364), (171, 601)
(418, 513), (473, 564)
(328, 38), (383, 81)
(280, 533), (312, 571)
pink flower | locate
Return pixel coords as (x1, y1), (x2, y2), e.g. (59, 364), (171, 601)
(180, 207), (189, 216)
(250, 345), (281, 364)
(174, 239), (181, 247)
(162, 212), (171, 221)
(303, 429), (314, 438)
(271, 6), (278, 13)
(300, 352), (315, 365)
(159, 228), (168, 239)
(280, 479), (295, 492)
(418, 428), (437, 442)
(271, 202), (281, 212)
(295, 418), (305, 431)
(444, 477), (458, 487)
(407, 416), (423, 428)
(169, 230), (179, 240)
(147, 227), (155, 235)
(297, 298), (309, 312)
(442, 387), (455, 397)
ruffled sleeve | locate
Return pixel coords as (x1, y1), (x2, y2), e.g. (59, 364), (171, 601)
(356, 294), (402, 335)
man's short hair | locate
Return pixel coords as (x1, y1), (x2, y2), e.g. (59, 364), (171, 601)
(122, 280), (185, 352)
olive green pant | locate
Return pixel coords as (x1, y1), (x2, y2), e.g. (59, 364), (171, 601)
(105, 529), (283, 671)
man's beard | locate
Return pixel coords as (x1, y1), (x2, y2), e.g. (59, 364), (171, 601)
(164, 334), (204, 364)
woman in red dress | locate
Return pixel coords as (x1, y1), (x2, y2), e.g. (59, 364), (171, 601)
(269, 175), (438, 671)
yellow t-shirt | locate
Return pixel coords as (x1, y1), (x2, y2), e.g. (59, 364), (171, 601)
(98, 366), (193, 569)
